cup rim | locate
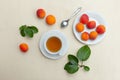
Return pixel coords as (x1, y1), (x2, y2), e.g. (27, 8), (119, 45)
(44, 36), (63, 55)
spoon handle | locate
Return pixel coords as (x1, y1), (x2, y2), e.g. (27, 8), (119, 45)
(68, 7), (82, 20)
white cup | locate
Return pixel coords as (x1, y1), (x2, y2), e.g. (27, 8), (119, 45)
(44, 36), (63, 55)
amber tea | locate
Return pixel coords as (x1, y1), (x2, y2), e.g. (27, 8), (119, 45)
(46, 37), (62, 53)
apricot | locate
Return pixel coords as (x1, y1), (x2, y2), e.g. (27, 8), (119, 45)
(87, 21), (96, 29)
(81, 32), (89, 41)
(36, 9), (46, 19)
(76, 22), (84, 32)
(19, 43), (29, 52)
(46, 15), (56, 25)
(80, 14), (89, 24)
(89, 31), (98, 40)
(96, 25), (106, 34)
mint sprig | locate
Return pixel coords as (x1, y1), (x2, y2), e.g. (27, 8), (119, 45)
(64, 45), (91, 74)
(19, 25), (38, 38)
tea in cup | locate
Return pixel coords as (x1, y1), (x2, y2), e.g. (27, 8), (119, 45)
(44, 36), (62, 55)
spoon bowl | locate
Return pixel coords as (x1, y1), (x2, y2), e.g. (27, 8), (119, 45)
(61, 19), (69, 28)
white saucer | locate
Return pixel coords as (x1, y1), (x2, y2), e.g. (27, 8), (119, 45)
(39, 30), (68, 59)
(73, 11), (107, 45)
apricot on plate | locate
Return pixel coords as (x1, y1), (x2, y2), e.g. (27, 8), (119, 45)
(80, 14), (89, 24)
(76, 22), (84, 32)
(46, 15), (56, 25)
(89, 31), (98, 40)
(36, 9), (46, 19)
(81, 32), (89, 41)
(19, 43), (29, 52)
(96, 25), (106, 34)
(87, 21), (96, 29)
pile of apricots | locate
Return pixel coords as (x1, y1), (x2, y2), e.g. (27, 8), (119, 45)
(76, 14), (106, 41)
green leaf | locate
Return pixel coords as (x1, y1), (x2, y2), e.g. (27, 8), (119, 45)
(64, 62), (79, 74)
(68, 54), (79, 65)
(19, 25), (27, 37)
(20, 29), (25, 37)
(84, 66), (90, 71)
(28, 26), (38, 33)
(19, 25), (27, 31)
(24, 27), (34, 38)
(77, 45), (91, 61)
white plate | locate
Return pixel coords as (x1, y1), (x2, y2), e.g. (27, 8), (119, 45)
(39, 30), (68, 59)
(73, 11), (107, 45)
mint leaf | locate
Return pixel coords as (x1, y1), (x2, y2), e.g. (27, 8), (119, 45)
(68, 55), (79, 65)
(28, 26), (38, 33)
(24, 27), (34, 38)
(64, 62), (79, 74)
(19, 25), (27, 31)
(84, 66), (90, 71)
(19, 25), (27, 37)
(20, 29), (25, 37)
(77, 45), (91, 61)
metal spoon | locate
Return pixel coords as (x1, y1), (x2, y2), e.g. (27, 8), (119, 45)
(61, 7), (82, 28)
